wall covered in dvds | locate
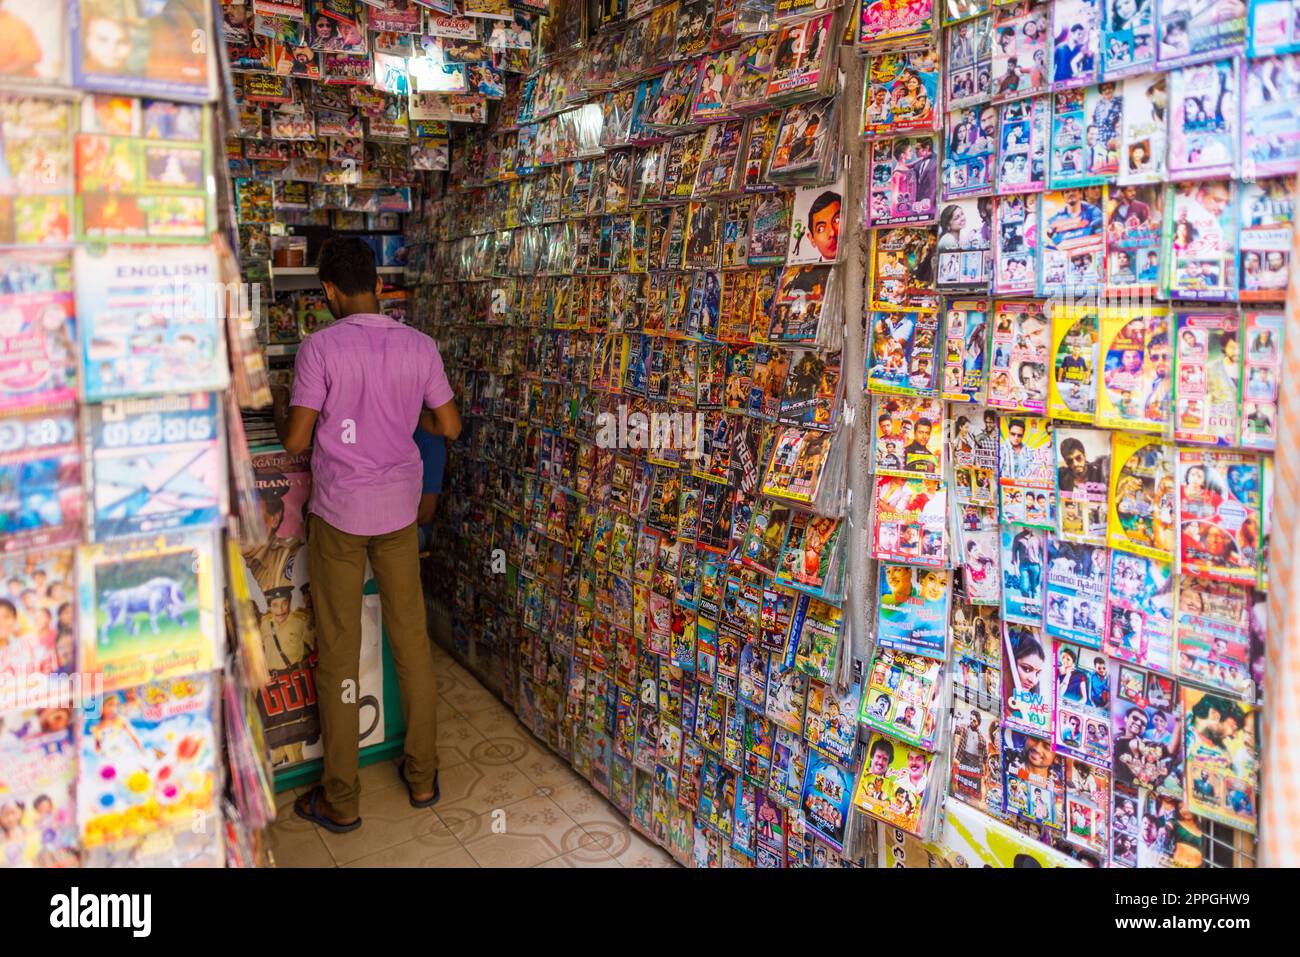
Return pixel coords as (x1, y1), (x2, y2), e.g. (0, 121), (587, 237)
(0, 1), (279, 867)
(406, 0), (1300, 868)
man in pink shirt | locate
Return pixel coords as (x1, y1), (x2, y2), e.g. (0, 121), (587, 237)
(274, 237), (461, 833)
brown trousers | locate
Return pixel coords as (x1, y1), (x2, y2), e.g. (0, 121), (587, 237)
(308, 514), (439, 818)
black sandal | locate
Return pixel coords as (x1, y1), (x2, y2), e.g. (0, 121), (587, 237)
(294, 786), (362, 833)
(398, 761), (440, 808)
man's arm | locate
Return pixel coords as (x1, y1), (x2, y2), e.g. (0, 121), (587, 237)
(272, 385), (318, 455)
(421, 398), (462, 441)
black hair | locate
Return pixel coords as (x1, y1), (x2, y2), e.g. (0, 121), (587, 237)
(317, 236), (378, 296)
(808, 190), (841, 229)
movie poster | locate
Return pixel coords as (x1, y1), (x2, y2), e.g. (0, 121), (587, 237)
(987, 299), (1050, 412)
(1239, 311), (1283, 450)
(1104, 548), (1174, 672)
(1183, 688), (1258, 833)
(71, 0), (214, 101)
(877, 564), (950, 659)
(873, 475), (949, 567)
(1172, 310), (1241, 446)
(993, 193), (1039, 293)
(1055, 426), (1110, 544)
(941, 299), (991, 401)
(1107, 431), (1175, 561)
(1001, 527), (1047, 624)
(867, 135), (940, 227)
(1175, 575), (1255, 701)
(1176, 448), (1261, 586)
(1048, 305), (1100, 422)
(1167, 58), (1239, 181)
(1046, 537), (1110, 649)
(951, 404), (1000, 506)
(1039, 186), (1107, 292)
(1095, 307), (1171, 432)
(996, 94), (1050, 191)
(1111, 663), (1182, 792)
(1165, 180), (1238, 301)
(1238, 177), (1293, 302)
(1118, 72), (1168, 183)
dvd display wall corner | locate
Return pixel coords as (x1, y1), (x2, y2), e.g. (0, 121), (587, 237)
(405, 0), (1298, 869)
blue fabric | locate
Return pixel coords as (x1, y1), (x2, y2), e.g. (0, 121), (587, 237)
(413, 429), (446, 494)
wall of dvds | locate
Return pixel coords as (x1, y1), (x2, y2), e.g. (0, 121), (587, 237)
(0, 1), (283, 867)
(409, 0), (1300, 868)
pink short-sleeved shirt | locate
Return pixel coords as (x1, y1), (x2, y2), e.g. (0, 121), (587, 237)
(291, 313), (454, 536)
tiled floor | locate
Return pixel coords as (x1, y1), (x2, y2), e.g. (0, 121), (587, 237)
(268, 643), (678, 868)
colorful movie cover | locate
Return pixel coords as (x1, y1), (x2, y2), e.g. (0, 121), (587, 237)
(860, 49), (942, 137)
(866, 312), (942, 397)
(1239, 311), (1283, 450)
(952, 404), (1000, 506)
(1002, 726), (1065, 827)
(872, 475), (949, 568)
(804, 677), (862, 764)
(942, 105), (998, 198)
(1104, 183), (1164, 294)
(1096, 306), (1171, 432)
(1118, 72), (1168, 183)
(942, 300), (991, 401)
(1112, 662), (1182, 792)
(1046, 535), (1110, 652)
(867, 135), (940, 227)
(863, 649), (944, 750)
(1052, 0), (1103, 88)
(1048, 305), (1100, 422)
(84, 392), (223, 542)
(1000, 528), (1047, 625)
(1248, 0), (1300, 55)
(1156, 0), (1247, 69)
(998, 412), (1055, 527)
(997, 94), (1050, 191)
(1176, 576), (1254, 700)
(936, 197), (995, 289)
(1103, 0), (1158, 78)
(1241, 52), (1300, 179)
(987, 299), (1050, 412)
(77, 672), (218, 849)
(1051, 84), (1123, 187)
(949, 697), (1005, 814)
(991, 1), (1051, 103)
(957, 505), (1003, 604)
(1064, 757), (1111, 856)
(1172, 310), (1241, 445)
(71, 0), (213, 101)
(1167, 58), (1239, 180)
(946, 12), (993, 108)
(1176, 448), (1261, 586)
(853, 732), (934, 835)
(1107, 431), (1175, 561)
(1039, 186), (1107, 293)
(993, 193), (1039, 293)
(786, 179), (843, 266)
(0, 546), (76, 687)
(1105, 548), (1175, 671)
(0, 396), (82, 553)
(1238, 177), (1293, 303)
(871, 227), (939, 312)
(1003, 616), (1055, 728)
(776, 513), (843, 600)
(1051, 635), (1111, 762)
(799, 749), (853, 851)
(858, 0), (938, 48)
(877, 564), (950, 660)
(872, 394), (946, 476)
(1183, 688), (1258, 833)
(1165, 180), (1238, 301)
(0, 713), (77, 867)
(1054, 427), (1110, 544)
